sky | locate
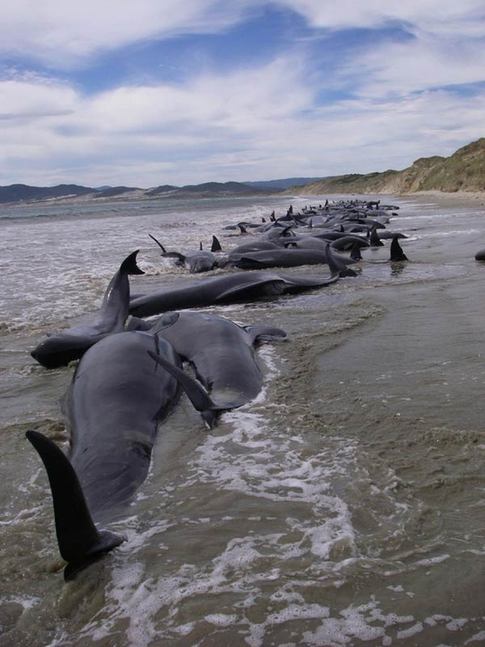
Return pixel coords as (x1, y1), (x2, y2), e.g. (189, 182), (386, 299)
(1, 0), (485, 187)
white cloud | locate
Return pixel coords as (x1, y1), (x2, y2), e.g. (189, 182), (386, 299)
(1, 1), (484, 185)
(273, 1), (485, 97)
(3, 1), (484, 68)
(0, 0), (255, 66)
(352, 35), (485, 97)
(276, 0), (485, 36)
(75, 57), (312, 135)
(0, 77), (78, 119)
(0, 62), (484, 186)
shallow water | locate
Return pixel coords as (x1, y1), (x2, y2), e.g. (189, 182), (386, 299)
(1, 194), (485, 646)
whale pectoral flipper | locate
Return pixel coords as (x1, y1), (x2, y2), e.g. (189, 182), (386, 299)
(350, 242), (362, 261)
(147, 350), (221, 428)
(244, 325), (288, 344)
(325, 243), (355, 278)
(26, 431), (124, 581)
(214, 279), (286, 302)
(148, 233), (167, 254)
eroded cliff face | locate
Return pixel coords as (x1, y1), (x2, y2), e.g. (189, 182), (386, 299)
(292, 138), (485, 195)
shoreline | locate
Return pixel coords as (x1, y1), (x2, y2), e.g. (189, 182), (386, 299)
(403, 190), (485, 207)
(291, 189), (485, 207)
(1, 189), (484, 210)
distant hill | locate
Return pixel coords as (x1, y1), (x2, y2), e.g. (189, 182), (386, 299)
(147, 181), (269, 197)
(245, 177), (322, 190)
(93, 186), (141, 198)
(174, 181), (268, 196)
(145, 185), (179, 196)
(2, 140), (484, 205)
(292, 138), (485, 195)
(0, 180), (269, 204)
(0, 183), (94, 203)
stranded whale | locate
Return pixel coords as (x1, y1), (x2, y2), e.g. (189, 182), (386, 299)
(154, 311), (286, 426)
(129, 270), (339, 318)
(31, 251), (144, 368)
(26, 329), (210, 579)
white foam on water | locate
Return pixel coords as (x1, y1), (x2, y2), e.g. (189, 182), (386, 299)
(396, 622), (424, 639)
(0, 595), (41, 610)
(0, 504), (44, 527)
(466, 630), (485, 644)
(415, 554), (450, 567)
(205, 613), (239, 626)
(63, 345), (365, 646)
(115, 517), (175, 554)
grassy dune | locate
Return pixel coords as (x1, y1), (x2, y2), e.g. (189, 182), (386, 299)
(293, 138), (485, 195)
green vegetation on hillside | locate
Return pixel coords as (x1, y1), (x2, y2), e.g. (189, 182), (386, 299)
(293, 138), (485, 195)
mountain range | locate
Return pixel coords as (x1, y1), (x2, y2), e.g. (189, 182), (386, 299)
(0, 138), (483, 204)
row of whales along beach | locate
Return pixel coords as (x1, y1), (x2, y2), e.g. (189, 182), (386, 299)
(2, 192), (485, 646)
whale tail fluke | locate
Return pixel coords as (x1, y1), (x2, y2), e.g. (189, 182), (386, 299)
(120, 250), (145, 275)
(147, 350), (222, 428)
(26, 430), (124, 581)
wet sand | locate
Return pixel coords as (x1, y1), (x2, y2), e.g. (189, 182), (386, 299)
(1, 193), (485, 646)
(408, 190), (485, 207)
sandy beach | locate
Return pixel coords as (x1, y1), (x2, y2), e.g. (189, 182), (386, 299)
(1, 192), (485, 646)
(407, 190), (485, 207)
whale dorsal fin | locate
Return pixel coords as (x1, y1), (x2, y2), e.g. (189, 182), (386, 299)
(369, 225), (384, 247)
(390, 236), (408, 262)
(211, 235), (222, 252)
(119, 250), (145, 275)
(25, 431), (124, 580)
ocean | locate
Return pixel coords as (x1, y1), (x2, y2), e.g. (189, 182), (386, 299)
(1, 193), (485, 646)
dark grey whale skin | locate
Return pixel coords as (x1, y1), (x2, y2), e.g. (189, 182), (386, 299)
(66, 331), (180, 520)
(26, 330), (182, 580)
(31, 250), (144, 368)
(156, 311), (286, 410)
(230, 247), (354, 270)
(129, 270), (339, 318)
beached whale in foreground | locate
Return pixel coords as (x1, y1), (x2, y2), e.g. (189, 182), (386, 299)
(154, 311), (286, 426)
(31, 251), (144, 368)
(129, 269), (339, 318)
(26, 329), (208, 580)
